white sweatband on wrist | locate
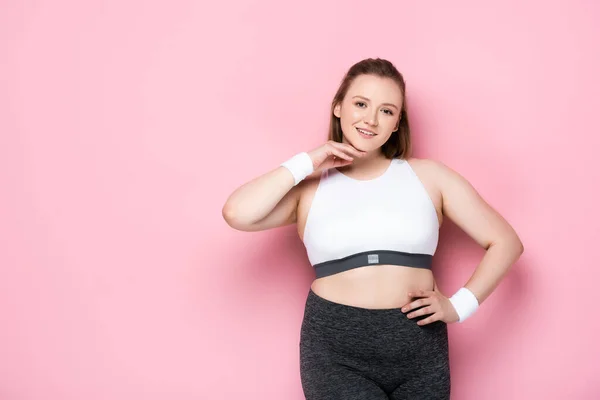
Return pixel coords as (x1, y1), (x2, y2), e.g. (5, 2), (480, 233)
(280, 152), (314, 186)
(449, 287), (479, 323)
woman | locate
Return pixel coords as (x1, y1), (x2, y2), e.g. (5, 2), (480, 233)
(222, 58), (524, 399)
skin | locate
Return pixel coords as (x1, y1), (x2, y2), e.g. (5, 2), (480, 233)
(222, 74), (524, 326)
(296, 74), (524, 325)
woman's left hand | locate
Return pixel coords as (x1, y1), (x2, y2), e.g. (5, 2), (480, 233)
(401, 289), (460, 326)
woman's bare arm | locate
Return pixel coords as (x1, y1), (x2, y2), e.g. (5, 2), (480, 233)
(435, 159), (525, 304)
(222, 142), (365, 232)
(222, 166), (304, 232)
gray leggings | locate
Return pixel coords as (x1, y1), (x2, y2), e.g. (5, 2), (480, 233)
(299, 288), (450, 400)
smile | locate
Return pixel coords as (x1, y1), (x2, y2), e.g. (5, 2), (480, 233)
(356, 127), (377, 137)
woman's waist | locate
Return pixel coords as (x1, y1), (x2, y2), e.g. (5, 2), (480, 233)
(310, 264), (435, 310)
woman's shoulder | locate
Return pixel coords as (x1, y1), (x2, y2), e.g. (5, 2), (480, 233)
(404, 156), (443, 173)
(403, 157), (456, 190)
(405, 157), (455, 175)
(296, 168), (323, 198)
(405, 157), (472, 193)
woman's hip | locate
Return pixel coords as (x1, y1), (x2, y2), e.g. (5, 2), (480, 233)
(299, 287), (450, 393)
(300, 287), (448, 360)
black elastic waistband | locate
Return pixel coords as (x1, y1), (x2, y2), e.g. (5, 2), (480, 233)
(313, 250), (432, 279)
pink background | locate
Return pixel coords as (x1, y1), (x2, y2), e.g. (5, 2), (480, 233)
(1, 0), (599, 398)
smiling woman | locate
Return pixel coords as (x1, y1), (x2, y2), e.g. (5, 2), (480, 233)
(222, 58), (524, 399)
(330, 73), (407, 156)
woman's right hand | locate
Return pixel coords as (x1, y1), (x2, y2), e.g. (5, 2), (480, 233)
(307, 140), (367, 173)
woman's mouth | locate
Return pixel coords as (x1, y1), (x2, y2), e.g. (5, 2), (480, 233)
(356, 127), (377, 138)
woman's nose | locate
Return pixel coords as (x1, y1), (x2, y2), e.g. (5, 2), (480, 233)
(365, 110), (378, 126)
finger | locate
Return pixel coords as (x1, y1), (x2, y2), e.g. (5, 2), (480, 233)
(401, 291), (433, 310)
(416, 313), (441, 326)
(406, 305), (436, 319)
(342, 144), (367, 158)
(332, 156), (353, 167)
(330, 148), (353, 161)
(401, 297), (432, 313)
(330, 141), (366, 158)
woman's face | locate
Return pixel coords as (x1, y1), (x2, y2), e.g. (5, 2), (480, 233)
(333, 74), (403, 153)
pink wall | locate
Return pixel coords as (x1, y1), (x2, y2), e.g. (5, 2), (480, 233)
(1, 0), (599, 398)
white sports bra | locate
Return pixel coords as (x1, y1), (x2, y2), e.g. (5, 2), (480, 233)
(302, 158), (440, 279)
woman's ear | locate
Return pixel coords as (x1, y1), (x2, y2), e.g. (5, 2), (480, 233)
(333, 103), (341, 118)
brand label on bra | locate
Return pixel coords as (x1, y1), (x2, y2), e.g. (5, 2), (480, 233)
(367, 254), (379, 264)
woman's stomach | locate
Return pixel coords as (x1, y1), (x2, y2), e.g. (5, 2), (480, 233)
(310, 264), (435, 309)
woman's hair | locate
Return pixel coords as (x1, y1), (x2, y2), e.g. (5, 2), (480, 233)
(328, 58), (412, 159)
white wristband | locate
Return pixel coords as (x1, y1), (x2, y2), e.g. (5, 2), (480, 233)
(280, 152), (314, 186)
(449, 287), (479, 323)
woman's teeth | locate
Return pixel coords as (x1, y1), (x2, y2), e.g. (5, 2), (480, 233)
(357, 128), (375, 136)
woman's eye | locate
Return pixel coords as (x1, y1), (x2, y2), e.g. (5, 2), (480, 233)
(355, 102), (393, 115)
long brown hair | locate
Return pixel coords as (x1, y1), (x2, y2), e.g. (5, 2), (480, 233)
(328, 58), (412, 159)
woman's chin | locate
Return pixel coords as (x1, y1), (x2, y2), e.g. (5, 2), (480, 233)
(350, 137), (379, 152)
(343, 134), (382, 153)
